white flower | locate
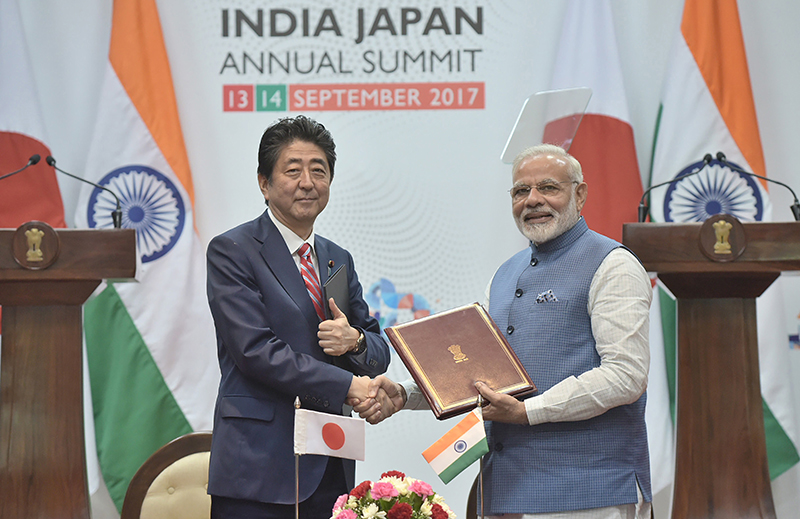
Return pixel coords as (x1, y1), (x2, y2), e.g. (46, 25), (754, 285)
(420, 500), (434, 517)
(382, 475), (409, 495)
(361, 502), (387, 519)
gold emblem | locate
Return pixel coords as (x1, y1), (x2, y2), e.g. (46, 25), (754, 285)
(12, 221), (61, 270)
(712, 219), (733, 254)
(448, 344), (469, 363)
(25, 227), (45, 262)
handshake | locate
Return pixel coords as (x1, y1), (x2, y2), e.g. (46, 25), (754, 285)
(346, 375), (407, 424)
(346, 375), (529, 425)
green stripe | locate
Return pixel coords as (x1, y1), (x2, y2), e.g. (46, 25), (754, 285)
(658, 287), (799, 479)
(85, 285), (192, 511)
(658, 287), (678, 423)
(437, 438), (489, 484)
(764, 400), (800, 479)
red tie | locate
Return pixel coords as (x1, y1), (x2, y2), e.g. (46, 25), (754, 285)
(298, 243), (325, 320)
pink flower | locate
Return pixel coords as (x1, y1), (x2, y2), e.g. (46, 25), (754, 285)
(370, 481), (399, 500)
(334, 509), (357, 519)
(332, 493), (348, 511)
(409, 480), (433, 498)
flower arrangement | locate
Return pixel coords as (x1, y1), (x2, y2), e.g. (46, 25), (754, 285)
(331, 470), (456, 519)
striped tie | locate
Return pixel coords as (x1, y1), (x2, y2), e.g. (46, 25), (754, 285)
(298, 243), (325, 320)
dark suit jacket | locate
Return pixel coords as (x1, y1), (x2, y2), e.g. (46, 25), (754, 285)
(206, 210), (390, 505)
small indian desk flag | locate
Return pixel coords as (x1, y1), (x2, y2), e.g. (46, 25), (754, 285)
(294, 408), (366, 461)
(423, 408), (489, 484)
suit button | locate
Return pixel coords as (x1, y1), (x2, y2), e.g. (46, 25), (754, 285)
(323, 401), (330, 408)
(515, 289), (523, 297)
(495, 443), (503, 451)
(369, 359), (377, 366)
(507, 325), (514, 335)
(530, 258), (539, 266)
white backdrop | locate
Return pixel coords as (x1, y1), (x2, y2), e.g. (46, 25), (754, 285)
(12, 1), (800, 518)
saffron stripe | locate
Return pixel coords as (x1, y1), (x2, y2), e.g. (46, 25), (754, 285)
(423, 409), (481, 461)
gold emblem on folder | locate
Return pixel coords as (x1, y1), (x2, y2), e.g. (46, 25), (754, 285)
(448, 344), (469, 363)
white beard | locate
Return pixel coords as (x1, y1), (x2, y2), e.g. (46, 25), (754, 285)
(515, 194), (581, 245)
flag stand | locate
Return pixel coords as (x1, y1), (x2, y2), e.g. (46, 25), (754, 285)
(477, 394), (485, 519)
(294, 397), (301, 519)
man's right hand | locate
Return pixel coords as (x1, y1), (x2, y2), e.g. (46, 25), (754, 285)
(347, 375), (372, 402)
(348, 375), (406, 424)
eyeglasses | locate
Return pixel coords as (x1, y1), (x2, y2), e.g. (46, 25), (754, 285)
(509, 180), (579, 201)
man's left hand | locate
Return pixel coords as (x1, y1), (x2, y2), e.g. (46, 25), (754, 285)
(475, 381), (528, 425)
(318, 298), (360, 356)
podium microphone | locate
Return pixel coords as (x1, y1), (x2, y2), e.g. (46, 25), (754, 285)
(715, 152), (800, 222)
(0, 154), (41, 181)
(45, 156), (123, 228)
(638, 153), (713, 222)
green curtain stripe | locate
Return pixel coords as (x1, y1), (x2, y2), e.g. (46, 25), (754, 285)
(658, 287), (678, 423)
(438, 438), (489, 484)
(84, 285), (193, 512)
(658, 286), (799, 480)
(763, 400), (800, 479)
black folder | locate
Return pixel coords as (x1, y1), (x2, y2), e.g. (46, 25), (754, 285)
(322, 264), (350, 321)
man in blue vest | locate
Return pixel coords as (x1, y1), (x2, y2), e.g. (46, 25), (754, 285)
(353, 144), (653, 518)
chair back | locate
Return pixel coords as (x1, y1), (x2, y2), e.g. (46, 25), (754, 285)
(120, 431), (212, 519)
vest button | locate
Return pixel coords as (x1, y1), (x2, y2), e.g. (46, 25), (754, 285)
(515, 288), (523, 297)
(495, 442), (504, 452)
(530, 258), (539, 266)
(506, 325), (514, 335)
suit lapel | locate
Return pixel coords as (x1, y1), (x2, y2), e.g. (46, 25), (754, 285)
(315, 238), (333, 287)
(255, 213), (320, 328)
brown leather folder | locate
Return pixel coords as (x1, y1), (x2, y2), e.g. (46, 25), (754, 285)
(385, 303), (536, 420)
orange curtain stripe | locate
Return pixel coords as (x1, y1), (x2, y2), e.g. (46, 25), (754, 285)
(681, 0), (766, 184)
(109, 0), (195, 205)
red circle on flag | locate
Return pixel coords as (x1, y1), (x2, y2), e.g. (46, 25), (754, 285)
(322, 423), (346, 450)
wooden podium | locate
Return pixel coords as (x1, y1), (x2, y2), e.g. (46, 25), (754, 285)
(623, 216), (800, 519)
(0, 222), (135, 519)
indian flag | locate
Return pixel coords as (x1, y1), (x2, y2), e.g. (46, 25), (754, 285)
(648, 0), (799, 500)
(423, 408), (489, 485)
(73, 0), (218, 511)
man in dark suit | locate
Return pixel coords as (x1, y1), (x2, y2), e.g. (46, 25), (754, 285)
(206, 115), (391, 518)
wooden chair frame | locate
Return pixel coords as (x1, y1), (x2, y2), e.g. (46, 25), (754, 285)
(120, 431), (213, 519)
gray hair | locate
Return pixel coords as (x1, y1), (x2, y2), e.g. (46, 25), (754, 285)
(512, 144), (583, 183)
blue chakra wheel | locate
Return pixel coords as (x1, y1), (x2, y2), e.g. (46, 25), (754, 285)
(663, 159), (763, 223)
(87, 165), (186, 263)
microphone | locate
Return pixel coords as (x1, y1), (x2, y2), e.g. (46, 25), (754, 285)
(0, 154), (42, 181)
(45, 156), (123, 228)
(638, 153), (713, 222)
(715, 152), (800, 221)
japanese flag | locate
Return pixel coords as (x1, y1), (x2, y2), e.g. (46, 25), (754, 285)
(294, 408), (366, 461)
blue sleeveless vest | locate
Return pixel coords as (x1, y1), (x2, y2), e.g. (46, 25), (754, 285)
(483, 218), (651, 514)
